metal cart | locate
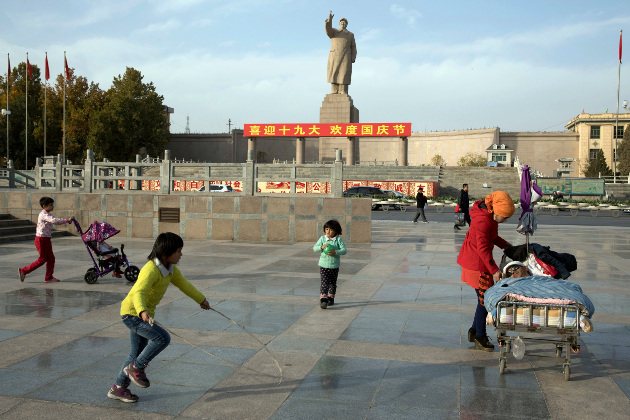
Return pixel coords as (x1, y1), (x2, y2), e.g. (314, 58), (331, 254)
(495, 301), (581, 380)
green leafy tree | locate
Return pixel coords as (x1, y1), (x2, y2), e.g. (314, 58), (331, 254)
(457, 152), (487, 167)
(33, 67), (104, 164)
(87, 67), (169, 161)
(583, 149), (613, 177)
(0, 62), (43, 169)
(430, 154), (445, 166)
(617, 127), (630, 176)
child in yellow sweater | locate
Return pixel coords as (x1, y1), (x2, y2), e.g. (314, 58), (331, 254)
(107, 232), (211, 403)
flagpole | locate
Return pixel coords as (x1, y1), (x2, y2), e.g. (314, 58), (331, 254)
(44, 52), (47, 159)
(25, 52), (28, 170)
(63, 51), (66, 163)
(615, 29), (622, 183)
(5, 53), (8, 164)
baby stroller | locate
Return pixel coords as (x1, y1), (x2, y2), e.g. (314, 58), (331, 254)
(72, 220), (140, 284)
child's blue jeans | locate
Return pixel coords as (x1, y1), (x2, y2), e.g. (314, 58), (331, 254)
(115, 315), (170, 387)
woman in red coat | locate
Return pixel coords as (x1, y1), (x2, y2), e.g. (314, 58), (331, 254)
(457, 191), (514, 351)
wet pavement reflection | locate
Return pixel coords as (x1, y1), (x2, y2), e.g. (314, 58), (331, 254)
(0, 220), (629, 418)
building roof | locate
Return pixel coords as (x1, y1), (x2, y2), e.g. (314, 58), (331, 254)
(565, 112), (630, 130)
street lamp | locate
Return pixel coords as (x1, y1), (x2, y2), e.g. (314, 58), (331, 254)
(1, 109), (9, 165)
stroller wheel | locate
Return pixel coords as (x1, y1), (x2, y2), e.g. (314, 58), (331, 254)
(125, 266), (140, 283)
(84, 268), (98, 284)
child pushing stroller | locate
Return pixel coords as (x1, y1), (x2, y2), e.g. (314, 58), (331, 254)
(72, 220), (140, 284)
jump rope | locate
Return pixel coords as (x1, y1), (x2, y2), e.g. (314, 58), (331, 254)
(146, 302), (284, 384)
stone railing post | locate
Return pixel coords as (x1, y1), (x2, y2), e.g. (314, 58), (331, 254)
(8, 159), (16, 188)
(84, 149), (94, 193)
(135, 154), (142, 190)
(332, 149), (344, 197)
(244, 149), (256, 196)
(55, 154), (63, 191)
(290, 165), (297, 193)
(160, 150), (172, 194)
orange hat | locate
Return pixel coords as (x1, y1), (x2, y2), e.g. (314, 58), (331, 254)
(484, 191), (515, 218)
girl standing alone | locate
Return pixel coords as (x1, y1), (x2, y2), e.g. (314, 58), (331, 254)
(313, 220), (347, 309)
(107, 232), (211, 403)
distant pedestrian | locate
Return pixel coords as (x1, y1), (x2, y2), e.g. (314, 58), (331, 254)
(457, 191), (514, 352)
(18, 197), (75, 283)
(454, 184), (471, 230)
(107, 232), (211, 403)
(313, 219), (347, 309)
(412, 187), (428, 223)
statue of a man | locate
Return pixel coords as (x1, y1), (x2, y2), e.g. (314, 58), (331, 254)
(325, 11), (356, 94)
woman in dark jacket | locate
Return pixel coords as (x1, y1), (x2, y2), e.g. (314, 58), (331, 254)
(457, 191), (514, 351)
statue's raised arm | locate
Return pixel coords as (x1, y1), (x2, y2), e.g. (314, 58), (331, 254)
(325, 12), (356, 94)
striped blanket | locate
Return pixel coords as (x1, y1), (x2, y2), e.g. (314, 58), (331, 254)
(484, 275), (594, 317)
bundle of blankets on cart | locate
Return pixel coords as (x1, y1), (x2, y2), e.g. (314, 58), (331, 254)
(504, 243), (577, 280)
(484, 244), (594, 332)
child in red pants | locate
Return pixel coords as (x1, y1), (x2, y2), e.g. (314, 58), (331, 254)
(19, 197), (74, 283)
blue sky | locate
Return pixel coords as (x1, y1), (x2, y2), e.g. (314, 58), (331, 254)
(1, 0), (630, 134)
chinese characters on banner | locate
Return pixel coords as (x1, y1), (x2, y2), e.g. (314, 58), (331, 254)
(141, 179), (436, 196)
(141, 180), (245, 192)
(244, 123), (411, 137)
(256, 182), (331, 194)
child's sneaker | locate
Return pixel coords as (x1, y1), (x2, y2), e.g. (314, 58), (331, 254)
(44, 277), (60, 283)
(327, 297), (335, 306)
(112, 272), (122, 278)
(124, 363), (150, 388)
(18, 269), (25, 282)
(107, 385), (138, 403)
(320, 298), (328, 309)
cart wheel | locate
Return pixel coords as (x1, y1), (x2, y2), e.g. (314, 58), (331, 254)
(571, 345), (580, 354)
(555, 346), (563, 358)
(499, 358), (506, 375)
(84, 268), (98, 284)
(124, 266), (140, 282)
(563, 365), (571, 381)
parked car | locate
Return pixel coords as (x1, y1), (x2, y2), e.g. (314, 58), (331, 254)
(343, 186), (386, 197)
(383, 190), (406, 198)
(197, 184), (233, 192)
(343, 186), (393, 210)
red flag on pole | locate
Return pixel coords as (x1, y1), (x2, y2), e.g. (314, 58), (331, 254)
(27, 57), (33, 80)
(620, 31), (623, 62)
(64, 55), (70, 80)
(45, 53), (50, 81)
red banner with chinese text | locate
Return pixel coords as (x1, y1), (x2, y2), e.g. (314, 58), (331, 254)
(244, 123), (411, 137)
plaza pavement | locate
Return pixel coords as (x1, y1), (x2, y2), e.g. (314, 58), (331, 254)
(0, 220), (629, 419)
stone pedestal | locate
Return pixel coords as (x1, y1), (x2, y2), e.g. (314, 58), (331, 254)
(319, 94), (359, 164)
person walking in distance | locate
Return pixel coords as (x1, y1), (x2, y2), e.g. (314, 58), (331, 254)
(454, 184), (471, 230)
(412, 187), (428, 223)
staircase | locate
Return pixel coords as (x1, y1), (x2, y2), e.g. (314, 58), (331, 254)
(343, 166), (441, 182)
(0, 214), (70, 244)
(437, 166), (521, 199)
